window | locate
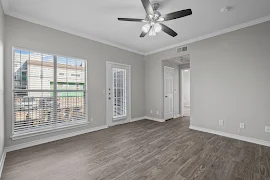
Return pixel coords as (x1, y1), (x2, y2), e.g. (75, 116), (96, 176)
(13, 48), (87, 137)
(112, 68), (127, 119)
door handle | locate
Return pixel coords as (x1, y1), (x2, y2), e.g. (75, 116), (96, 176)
(109, 97), (111, 100)
(165, 96), (168, 98)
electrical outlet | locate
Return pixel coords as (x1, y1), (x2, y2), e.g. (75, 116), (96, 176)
(150, 110), (153, 114)
(219, 120), (224, 126)
(156, 111), (159, 115)
(265, 126), (270, 133)
(240, 123), (245, 129)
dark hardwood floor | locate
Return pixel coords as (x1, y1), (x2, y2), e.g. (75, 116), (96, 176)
(2, 117), (270, 180)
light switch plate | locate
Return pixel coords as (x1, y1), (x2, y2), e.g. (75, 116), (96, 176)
(219, 120), (224, 126)
(265, 126), (270, 133)
(240, 123), (245, 129)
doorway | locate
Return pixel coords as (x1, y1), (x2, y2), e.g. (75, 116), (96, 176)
(106, 62), (131, 126)
(162, 55), (190, 120)
(181, 68), (190, 117)
(164, 66), (174, 120)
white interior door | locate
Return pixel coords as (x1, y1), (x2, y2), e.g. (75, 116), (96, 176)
(106, 62), (131, 126)
(164, 66), (174, 120)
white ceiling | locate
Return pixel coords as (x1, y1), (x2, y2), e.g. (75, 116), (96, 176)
(2, 0), (270, 55)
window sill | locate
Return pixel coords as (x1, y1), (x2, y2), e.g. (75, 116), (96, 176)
(11, 121), (90, 140)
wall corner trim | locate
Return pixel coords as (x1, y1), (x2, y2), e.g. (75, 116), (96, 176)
(5, 125), (108, 152)
(0, 150), (7, 178)
(189, 125), (270, 147)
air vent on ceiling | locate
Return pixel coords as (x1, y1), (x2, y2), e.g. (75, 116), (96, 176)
(177, 46), (188, 53)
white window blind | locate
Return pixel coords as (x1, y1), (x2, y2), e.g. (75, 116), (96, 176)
(13, 48), (87, 136)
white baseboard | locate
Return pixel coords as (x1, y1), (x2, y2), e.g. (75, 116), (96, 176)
(174, 114), (182, 118)
(0, 150), (6, 179)
(5, 125), (108, 152)
(130, 116), (146, 122)
(145, 116), (165, 122)
(189, 125), (270, 147)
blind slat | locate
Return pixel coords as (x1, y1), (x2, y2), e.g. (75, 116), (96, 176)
(13, 48), (87, 135)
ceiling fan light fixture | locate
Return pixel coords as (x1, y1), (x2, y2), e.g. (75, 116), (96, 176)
(154, 23), (162, 33)
(149, 29), (156, 36)
(142, 24), (151, 33)
(117, 0), (192, 38)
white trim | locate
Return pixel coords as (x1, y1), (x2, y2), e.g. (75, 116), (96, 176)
(145, 15), (270, 55)
(130, 116), (146, 122)
(5, 125), (108, 152)
(0, 150), (7, 178)
(189, 125), (270, 147)
(145, 116), (165, 122)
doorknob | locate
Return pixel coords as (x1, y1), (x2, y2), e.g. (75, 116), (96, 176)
(165, 96), (168, 98)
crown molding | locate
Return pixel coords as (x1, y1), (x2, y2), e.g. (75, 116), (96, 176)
(2, 0), (270, 56)
(1, 0), (145, 55)
(145, 15), (270, 55)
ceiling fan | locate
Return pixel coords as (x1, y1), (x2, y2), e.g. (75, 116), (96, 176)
(117, 0), (192, 37)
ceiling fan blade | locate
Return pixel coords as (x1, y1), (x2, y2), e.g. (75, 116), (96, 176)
(118, 18), (144, 22)
(141, 0), (154, 15)
(160, 24), (177, 37)
(163, 9), (192, 21)
(140, 31), (148, 37)
(140, 27), (151, 37)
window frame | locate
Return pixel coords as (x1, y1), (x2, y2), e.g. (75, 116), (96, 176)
(11, 46), (89, 140)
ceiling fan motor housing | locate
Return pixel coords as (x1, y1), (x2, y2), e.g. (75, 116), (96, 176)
(152, 3), (160, 11)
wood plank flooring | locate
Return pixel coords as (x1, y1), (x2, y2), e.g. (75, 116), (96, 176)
(2, 117), (270, 180)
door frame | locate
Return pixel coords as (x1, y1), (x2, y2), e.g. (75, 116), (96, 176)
(106, 61), (131, 127)
(163, 66), (174, 120)
(180, 68), (190, 117)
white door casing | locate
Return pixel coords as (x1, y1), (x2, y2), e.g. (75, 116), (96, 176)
(164, 66), (174, 120)
(106, 62), (131, 126)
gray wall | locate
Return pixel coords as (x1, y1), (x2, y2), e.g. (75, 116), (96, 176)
(190, 21), (270, 142)
(145, 21), (270, 142)
(4, 16), (145, 147)
(144, 48), (189, 119)
(0, 2), (4, 158)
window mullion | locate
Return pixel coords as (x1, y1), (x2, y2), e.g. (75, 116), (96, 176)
(53, 55), (57, 126)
